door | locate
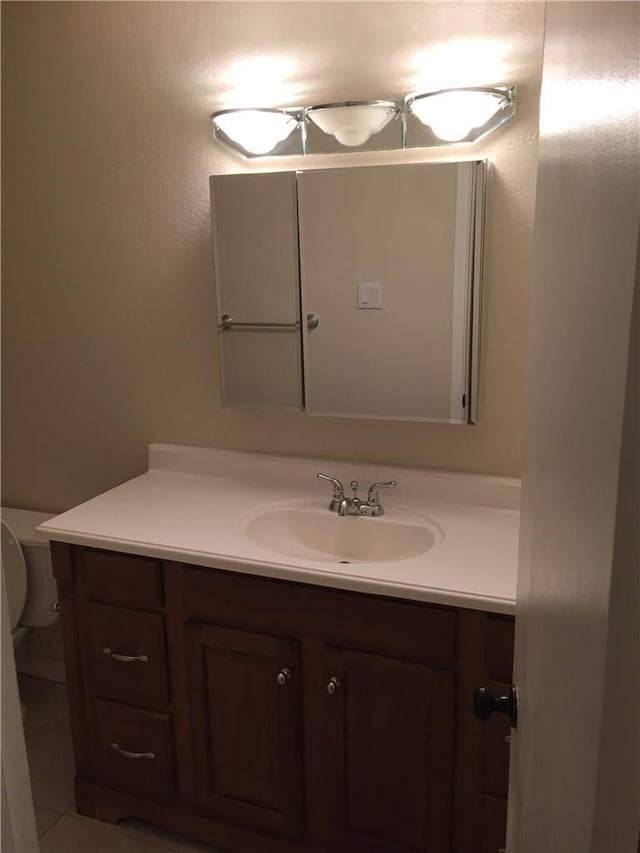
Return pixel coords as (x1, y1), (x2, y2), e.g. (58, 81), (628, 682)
(509, 2), (640, 851)
(317, 645), (455, 852)
(186, 622), (304, 837)
(1, 570), (38, 853)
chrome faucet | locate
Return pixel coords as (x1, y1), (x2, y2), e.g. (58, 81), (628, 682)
(317, 473), (396, 517)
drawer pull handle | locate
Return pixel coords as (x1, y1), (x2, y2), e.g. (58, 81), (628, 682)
(276, 667), (292, 686)
(326, 676), (341, 694)
(110, 743), (155, 760)
(102, 648), (149, 663)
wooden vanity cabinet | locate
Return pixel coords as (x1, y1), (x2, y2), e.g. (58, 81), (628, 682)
(52, 542), (514, 853)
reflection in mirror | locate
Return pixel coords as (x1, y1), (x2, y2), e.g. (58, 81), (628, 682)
(210, 161), (486, 423)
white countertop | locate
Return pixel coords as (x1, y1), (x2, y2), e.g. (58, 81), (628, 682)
(38, 444), (521, 614)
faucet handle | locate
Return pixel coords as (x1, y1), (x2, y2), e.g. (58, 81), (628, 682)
(367, 480), (397, 505)
(317, 473), (345, 511)
(317, 473), (344, 496)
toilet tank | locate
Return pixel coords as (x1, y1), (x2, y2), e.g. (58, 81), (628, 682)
(1, 508), (57, 627)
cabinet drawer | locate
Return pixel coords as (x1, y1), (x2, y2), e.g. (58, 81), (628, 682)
(82, 549), (162, 611)
(85, 603), (168, 706)
(93, 698), (174, 802)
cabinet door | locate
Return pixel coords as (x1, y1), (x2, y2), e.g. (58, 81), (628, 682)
(318, 646), (455, 853)
(186, 622), (304, 838)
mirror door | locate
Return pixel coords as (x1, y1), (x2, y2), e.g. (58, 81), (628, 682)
(298, 162), (481, 423)
(211, 171), (303, 411)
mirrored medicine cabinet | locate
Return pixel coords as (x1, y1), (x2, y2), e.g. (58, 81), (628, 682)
(210, 160), (487, 424)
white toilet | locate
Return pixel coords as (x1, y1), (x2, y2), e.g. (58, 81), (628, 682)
(1, 507), (58, 648)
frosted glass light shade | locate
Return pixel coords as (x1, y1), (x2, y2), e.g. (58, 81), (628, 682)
(407, 88), (510, 142)
(212, 109), (300, 155)
(306, 101), (399, 147)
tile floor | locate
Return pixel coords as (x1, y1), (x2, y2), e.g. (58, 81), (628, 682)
(19, 674), (225, 853)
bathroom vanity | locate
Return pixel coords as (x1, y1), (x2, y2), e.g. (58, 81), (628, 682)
(41, 444), (519, 853)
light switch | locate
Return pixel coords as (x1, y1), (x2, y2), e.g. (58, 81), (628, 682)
(358, 281), (383, 309)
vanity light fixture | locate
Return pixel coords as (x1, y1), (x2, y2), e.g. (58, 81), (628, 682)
(305, 101), (400, 147)
(212, 108), (301, 155)
(406, 87), (514, 142)
(211, 86), (515, 157)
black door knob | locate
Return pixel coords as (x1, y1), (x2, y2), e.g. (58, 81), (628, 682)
(473, 684), (518, 727)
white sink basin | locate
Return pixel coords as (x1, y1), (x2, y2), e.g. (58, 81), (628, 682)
(245, 508), (436, 564)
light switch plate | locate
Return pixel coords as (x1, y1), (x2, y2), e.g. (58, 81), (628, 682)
(358, 281), (383, 309)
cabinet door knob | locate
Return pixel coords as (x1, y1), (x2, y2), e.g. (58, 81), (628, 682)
(326, 676), (341, 694)
(276, 667), (292, 686)
(110, 743), (155, 760)
(102, 647), (149, 663)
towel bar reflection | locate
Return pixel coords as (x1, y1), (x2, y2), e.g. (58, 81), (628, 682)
(219, 314), (300, 332)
